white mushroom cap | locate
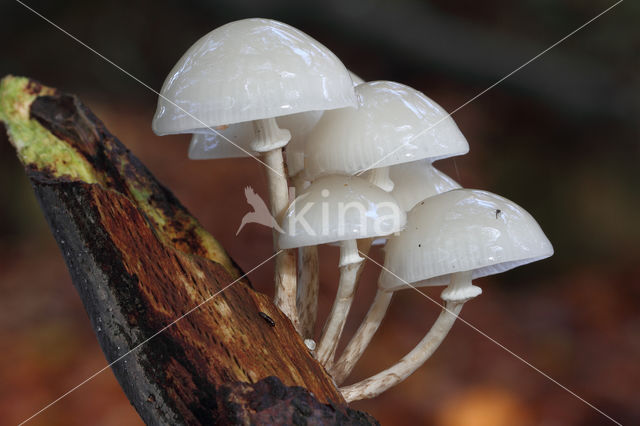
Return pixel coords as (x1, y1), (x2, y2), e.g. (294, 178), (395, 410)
(285, 71), (364, 175)
(153, 18), (357, 136)
(303, 81), (469, 180)
(388, 160), (461, 211)
(278, 175), (406, 249)
(328, 160), (457, 247)
(279, 111), (323, 171)
(188, 70), (363, 164)
(349, 71), (365, 86)
(380, 189), (553, 291)
(187, 111), (323, 160)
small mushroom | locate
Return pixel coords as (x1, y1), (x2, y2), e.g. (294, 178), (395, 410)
(335, 189), (553, 400)
(303, 81), (469, 192)
(278, 175), (406, 366)
(349, 161), (459, 250)
(330, 163), (460, 381)
(152, 18), (357, 328)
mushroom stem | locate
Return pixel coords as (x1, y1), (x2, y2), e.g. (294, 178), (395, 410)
(327, 237), (374, 379)
(339, 271), (478, 402)
(367, 167), (394, 192)
(252, 118), (299, 331)
(297, 244), (319, 338)
(354, 238), (374, 284)
(330, 287), (393, 384)
(441, 270), (482, 303)
(341, 301), (463, 402)
(315, 239), (363, 366)
(339, 239), (365, 267)
(293, 175), (320, 339)
(251, 117), (291, 152)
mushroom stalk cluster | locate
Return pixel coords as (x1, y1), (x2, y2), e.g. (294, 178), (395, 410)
(341, 300), (464, 402)
(153, 18), (554, 403)
(279, 175), (406, 365)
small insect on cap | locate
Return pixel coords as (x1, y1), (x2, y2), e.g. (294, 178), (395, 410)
(380, 189), (553, 292)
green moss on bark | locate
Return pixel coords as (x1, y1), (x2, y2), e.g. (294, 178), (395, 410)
(0, 76), (98, 183)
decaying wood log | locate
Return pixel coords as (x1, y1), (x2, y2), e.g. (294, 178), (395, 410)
(0, 76), (378, 425)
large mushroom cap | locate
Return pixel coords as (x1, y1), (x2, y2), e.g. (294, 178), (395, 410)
(303, 81), (469, 180)
(188, 111), (323, 160)
(278, 175), (406, 249)
(380, 189), (553, 291)
(189, 71), (363, 163)
(388, 160), (461, 211)
(153, 18), (357, 136)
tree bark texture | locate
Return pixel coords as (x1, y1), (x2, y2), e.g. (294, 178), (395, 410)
(0, 76), (378, 425)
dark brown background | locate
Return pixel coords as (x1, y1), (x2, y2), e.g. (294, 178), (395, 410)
(1, 0), (638, 425)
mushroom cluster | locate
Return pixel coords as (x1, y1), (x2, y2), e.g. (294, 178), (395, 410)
(153, 18), (553, 402)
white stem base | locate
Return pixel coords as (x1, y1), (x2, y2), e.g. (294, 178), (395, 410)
(256, 119), (298, 332)
(273, 248), (298, 331)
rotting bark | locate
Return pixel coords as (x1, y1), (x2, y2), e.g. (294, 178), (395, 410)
(0, 76), (378, 425)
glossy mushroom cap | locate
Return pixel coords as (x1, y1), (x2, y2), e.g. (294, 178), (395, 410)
(153, 18), (357, 136)
(187, 111), (323, 160)
(303, 81), (469, 180)
(388, 160), (461, 211)
(278, 175), (406, 249)
(188, 71), (362, 162)
(285, 71), (365, 175)
(380, 189), (553, 291)
(349, 71), (365, 86)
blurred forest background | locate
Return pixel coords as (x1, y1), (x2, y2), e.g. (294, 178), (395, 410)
(0, 0), (638, 425)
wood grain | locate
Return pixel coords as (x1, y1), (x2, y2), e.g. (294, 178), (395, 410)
(1, 76), (377, 425)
